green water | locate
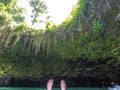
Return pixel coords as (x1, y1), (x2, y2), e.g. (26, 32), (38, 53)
(0, 87), (107, 90)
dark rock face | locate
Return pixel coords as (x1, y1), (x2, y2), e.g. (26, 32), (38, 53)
(9, 76), (76, 87)
(74, 76), (112, 87)
(7, 76), (113, 87)
(0, 77), (10, 86)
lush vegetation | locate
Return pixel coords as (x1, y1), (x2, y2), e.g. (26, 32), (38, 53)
(0, 0), (120, 83)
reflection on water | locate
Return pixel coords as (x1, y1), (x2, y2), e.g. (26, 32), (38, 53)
(1, 85), (120, 90)
(0, 87), (107, 90)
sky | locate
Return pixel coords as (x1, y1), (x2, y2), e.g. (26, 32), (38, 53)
(18, 0), (78, 28)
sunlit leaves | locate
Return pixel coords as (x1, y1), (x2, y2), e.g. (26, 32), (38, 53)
(0, 3), (6, 11)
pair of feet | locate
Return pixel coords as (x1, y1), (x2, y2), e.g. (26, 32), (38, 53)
(47, 79), (66, 90)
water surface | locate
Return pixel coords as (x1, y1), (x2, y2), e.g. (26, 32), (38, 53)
(0, 87), (107, 90)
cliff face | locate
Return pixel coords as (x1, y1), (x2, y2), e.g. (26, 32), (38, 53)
(81, 0), (120, 28)
(0, 0), (120, 87)
(62, 0), (120, 85)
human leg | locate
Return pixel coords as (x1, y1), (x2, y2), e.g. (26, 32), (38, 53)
(61, 80), (66, 90)
(47, 79), (54, 90)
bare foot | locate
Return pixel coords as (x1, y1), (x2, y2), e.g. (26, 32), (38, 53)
(61, 80), (66, 90)
(47, 79), (53, 90)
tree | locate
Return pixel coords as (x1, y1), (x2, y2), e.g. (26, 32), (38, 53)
(0, 0), (25, 27)
(29, 0), (47, 25)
